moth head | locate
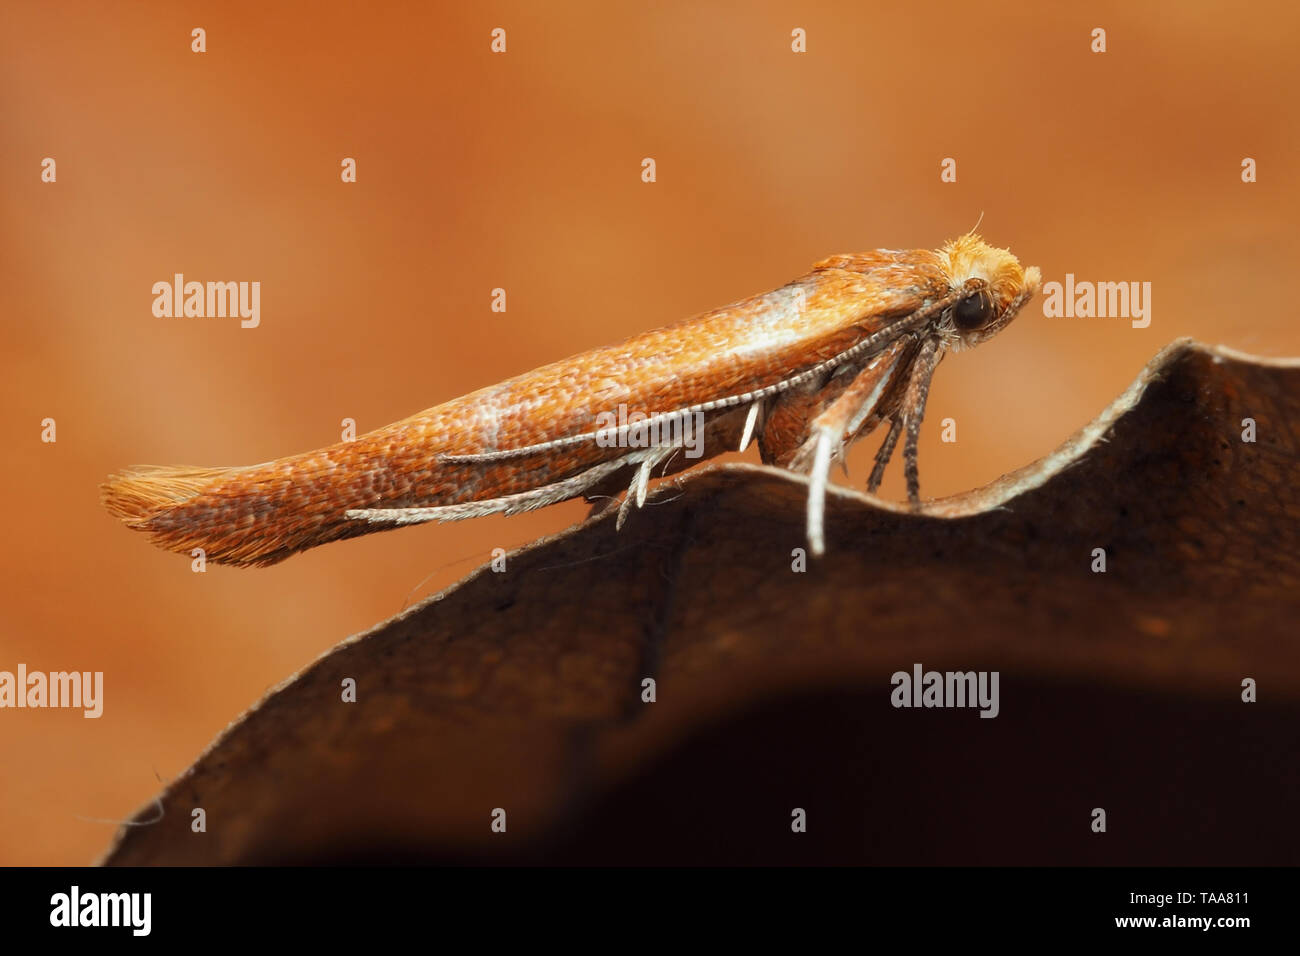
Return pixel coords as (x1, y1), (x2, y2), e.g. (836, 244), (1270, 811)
(939, 234), (1041, 350)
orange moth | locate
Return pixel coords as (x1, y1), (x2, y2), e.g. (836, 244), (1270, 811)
(102, 234), (1040, 566)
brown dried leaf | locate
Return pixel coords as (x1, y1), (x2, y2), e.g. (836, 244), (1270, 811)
(102, 340), (1300, 865)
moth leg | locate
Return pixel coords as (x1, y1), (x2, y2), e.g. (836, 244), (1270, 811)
(737, 399), (764, 453)
(783, 339), (913, 555)
(615, 446), (676, 530)
(897, 338), (943, 507)
(866, 416), (903, 494)
(760, 337), (913, 467)
(615, 457), (651, 530)
(805, 428), (835, 557)
(345, 455), (631, 526)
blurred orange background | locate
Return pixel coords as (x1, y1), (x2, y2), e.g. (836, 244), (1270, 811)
(1, 0), (1296, 864)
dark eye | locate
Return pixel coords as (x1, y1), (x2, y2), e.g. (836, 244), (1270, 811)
(953, 291), (996, 330)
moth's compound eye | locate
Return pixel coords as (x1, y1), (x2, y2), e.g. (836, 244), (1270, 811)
(953, 290), (996, 331)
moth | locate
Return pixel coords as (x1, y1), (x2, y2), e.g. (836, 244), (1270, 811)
(102, 234), (1040, 566)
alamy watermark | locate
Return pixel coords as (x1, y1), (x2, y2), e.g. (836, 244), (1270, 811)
(152, 273), (260, 328)
(593, 403), (706, 458)
(50, 886), (150, 936)
(891, 663), (999, 718)
(0, 664), (102, 718)
(1041, 274), (1151, 328)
